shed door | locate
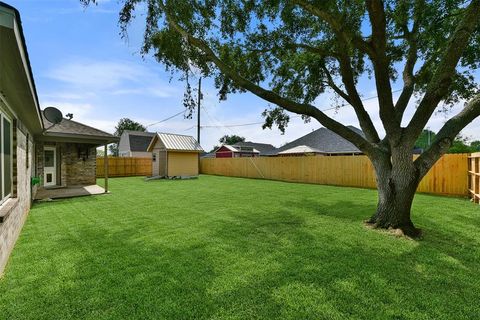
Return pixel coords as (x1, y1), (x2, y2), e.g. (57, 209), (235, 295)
(158, 150), (167, 177)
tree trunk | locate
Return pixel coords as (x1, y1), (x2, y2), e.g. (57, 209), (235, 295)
(367, 148), (422, 238)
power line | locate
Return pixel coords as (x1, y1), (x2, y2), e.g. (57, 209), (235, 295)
(198, 88), (403, 129)
(144, 88), (403, 130)
(145, 110), (186, 128)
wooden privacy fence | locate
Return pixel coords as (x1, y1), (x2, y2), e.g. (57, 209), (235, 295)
(97, 157), (151, 177)
(468, 152), (480, 204)
(200, 153), (470, 197)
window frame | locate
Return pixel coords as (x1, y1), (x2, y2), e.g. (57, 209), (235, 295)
(0, 112), (13, 205)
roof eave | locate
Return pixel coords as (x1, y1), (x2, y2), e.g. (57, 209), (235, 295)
(146, 134), (158, 152)
(0, 2), (43, 133)
(37, 132), (119, 145)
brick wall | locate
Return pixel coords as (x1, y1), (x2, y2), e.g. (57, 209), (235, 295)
(0, 125), (33, 275)
(36, 142), (97, 187)
(65, 143), (96, 186)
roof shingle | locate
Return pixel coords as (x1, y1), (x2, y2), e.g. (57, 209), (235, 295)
(277, 126), (364, 154)
(42, 111), (116, 141)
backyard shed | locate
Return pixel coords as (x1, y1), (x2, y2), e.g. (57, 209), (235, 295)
(147, 133), (203, 178)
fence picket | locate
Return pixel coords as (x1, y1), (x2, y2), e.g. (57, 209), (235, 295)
(200, 154), (470, 197)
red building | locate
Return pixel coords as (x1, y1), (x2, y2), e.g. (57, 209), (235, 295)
(214, 145), (260, 158)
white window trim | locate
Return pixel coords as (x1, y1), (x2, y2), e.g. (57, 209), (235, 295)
(0, 112), (13, 205)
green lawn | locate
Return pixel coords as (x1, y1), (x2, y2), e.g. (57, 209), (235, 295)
(0, 176), (479, 319)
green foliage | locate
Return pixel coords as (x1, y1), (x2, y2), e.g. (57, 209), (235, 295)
(470, 140), (480, 151)
(81, 0), (480, 133)
(109, 118), (147, 156)
(113, 118), (146, 136)
(210, 134), (246, 151)
(416, 131), (479, 153)
(447, 135), (478, 154)
(415, 129), (437, 150)
(1, 176), (479, 318)
(219, 134), (245, 145)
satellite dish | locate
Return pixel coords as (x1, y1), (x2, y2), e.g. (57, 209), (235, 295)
(44, 107), (63, 124)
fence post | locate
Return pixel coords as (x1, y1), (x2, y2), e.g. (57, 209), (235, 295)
(104, 144), (108, 193)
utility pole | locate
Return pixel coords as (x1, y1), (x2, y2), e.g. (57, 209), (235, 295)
(197, 77), (202, 144)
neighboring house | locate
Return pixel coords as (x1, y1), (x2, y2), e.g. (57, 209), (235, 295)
(278, 145), (324, 156)
(200, 151), (215, 158)
(0, 2), (117, 274)
(234, 141), (277, 156)
(38, 112), (118, 189)
(118, 130), (155, 158)
(214, 145), (260, 158)
(276, 126), (364, 156)
(147, 133), (204, 178)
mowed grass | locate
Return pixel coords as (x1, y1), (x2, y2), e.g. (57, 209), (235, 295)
(0, 175), (479, 320)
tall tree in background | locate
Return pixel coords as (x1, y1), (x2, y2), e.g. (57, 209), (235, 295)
(415, 129), (436, 150)
(110, 118), (146, 156)
(83, 0), (480, 237)
(219, 135), (246, 145)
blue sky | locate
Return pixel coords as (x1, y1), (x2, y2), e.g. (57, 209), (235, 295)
(9, 0), (480, 151)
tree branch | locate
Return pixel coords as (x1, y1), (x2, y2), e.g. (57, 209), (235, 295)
(245, 42), (338, 58)
(336, 55), (381, 143)
(405, 0), (480, 144)
(289, 0), (381, 142)
(415, 94), (480, 178)
(292, 0), (372, 55)
(365, 0), (400, 140)
(394, 1), (423, 122)
(159, 2), (375, 154)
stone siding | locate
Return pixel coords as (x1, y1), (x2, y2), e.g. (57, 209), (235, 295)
(65, 143), (96, 186)
(0, 125), (34, 275)
(36, 142), (97, 187)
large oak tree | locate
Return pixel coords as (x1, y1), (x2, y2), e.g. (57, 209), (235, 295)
(83, 0), (480, 237)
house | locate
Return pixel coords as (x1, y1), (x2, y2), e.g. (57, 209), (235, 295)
(0, 2), (117, 274)
(147, 133), (204, 177)
(214, 145), (260, 158)
(214, 141), (277, 158)
(118, 130), (155, 158)
(276, 126), (364, 156)
(36, 112), (118, 193)
(234, 141), (277, 156)
(278, 145), (324, 156)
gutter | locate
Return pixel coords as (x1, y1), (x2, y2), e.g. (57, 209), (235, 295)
(0, 1), (43, 131)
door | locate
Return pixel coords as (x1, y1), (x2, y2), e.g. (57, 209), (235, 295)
(43, 147), (56, 187)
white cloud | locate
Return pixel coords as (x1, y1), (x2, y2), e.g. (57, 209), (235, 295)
(48, 60), (144, 90)
(46, 59), (179, 99)
(41, 101), (94, 118)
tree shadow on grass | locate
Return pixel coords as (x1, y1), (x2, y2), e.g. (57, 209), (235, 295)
(1, 224), (218, 320)
(208, 205), (479, 319)
(2, 195), (479, 320)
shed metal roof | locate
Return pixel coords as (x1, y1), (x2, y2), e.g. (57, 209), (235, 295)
(148, 132), (204, 152)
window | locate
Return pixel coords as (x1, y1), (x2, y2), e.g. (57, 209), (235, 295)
(0, 112), (12, 204)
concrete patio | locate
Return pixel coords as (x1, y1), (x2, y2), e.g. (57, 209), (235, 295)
(34, 185), (106, 200)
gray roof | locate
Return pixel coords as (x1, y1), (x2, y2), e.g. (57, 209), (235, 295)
(149, 132), (204, 152)
(126, 131), (155, 152)
(278, 145), (323, 155)
(42, 111), (117, 143)
(277, 126), (364, 154)
(234, 141), (278, 155)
